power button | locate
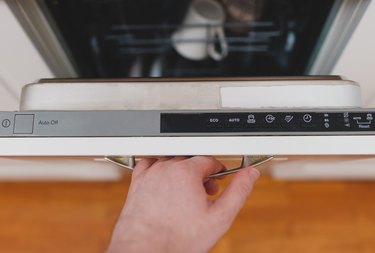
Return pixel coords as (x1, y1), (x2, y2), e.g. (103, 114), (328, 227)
(14, 114), (35, 134)
(1, 119), (11, 128)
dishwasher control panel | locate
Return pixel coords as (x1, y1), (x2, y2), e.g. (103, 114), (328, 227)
(161, 112), (375, 133)
(1, 110), (375, 137)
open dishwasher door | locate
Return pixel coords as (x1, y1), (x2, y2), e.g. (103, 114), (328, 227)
(1, 77), (375, 180)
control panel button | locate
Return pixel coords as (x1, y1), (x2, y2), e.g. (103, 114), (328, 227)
(13, 114), (35, 134)
(265, 114), (276, 123)
(1, 119), (11, 128)
(247, 114), (256, 124)
(284, 115), (294, 123)
(303, 114), (312, 123)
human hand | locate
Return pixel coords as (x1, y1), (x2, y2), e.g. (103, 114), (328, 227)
(107, 156), (260, 253)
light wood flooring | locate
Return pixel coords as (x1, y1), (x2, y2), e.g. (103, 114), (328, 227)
(1, 174), (375, 253)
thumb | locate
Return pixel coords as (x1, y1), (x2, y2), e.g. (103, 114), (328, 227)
(211, 167), (260, 223)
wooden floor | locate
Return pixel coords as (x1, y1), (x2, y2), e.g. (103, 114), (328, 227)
(1, 174), (375, 253)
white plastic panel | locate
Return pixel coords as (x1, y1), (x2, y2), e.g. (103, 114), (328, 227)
(1, 136), (375, 156)
(20, 79), (361, 110)
(0, 157), (123, 181)
(220, 83), (361, 108)
(270, 156), (375, 180)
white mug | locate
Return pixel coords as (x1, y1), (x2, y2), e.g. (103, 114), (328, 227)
(172, 0), (228, 61)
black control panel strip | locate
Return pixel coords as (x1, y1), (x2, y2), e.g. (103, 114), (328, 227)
(161, 112), (375, 133)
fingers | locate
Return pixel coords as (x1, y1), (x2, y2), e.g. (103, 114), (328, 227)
(132, 158), (157, 178)
(211, 167), (260, 223)
(132, 156), (190, 178)
(133, 156), (224, 184)
(204, 179), (219, 195)
(155, 156), (190, 163)
(184, 156), (226, 179)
